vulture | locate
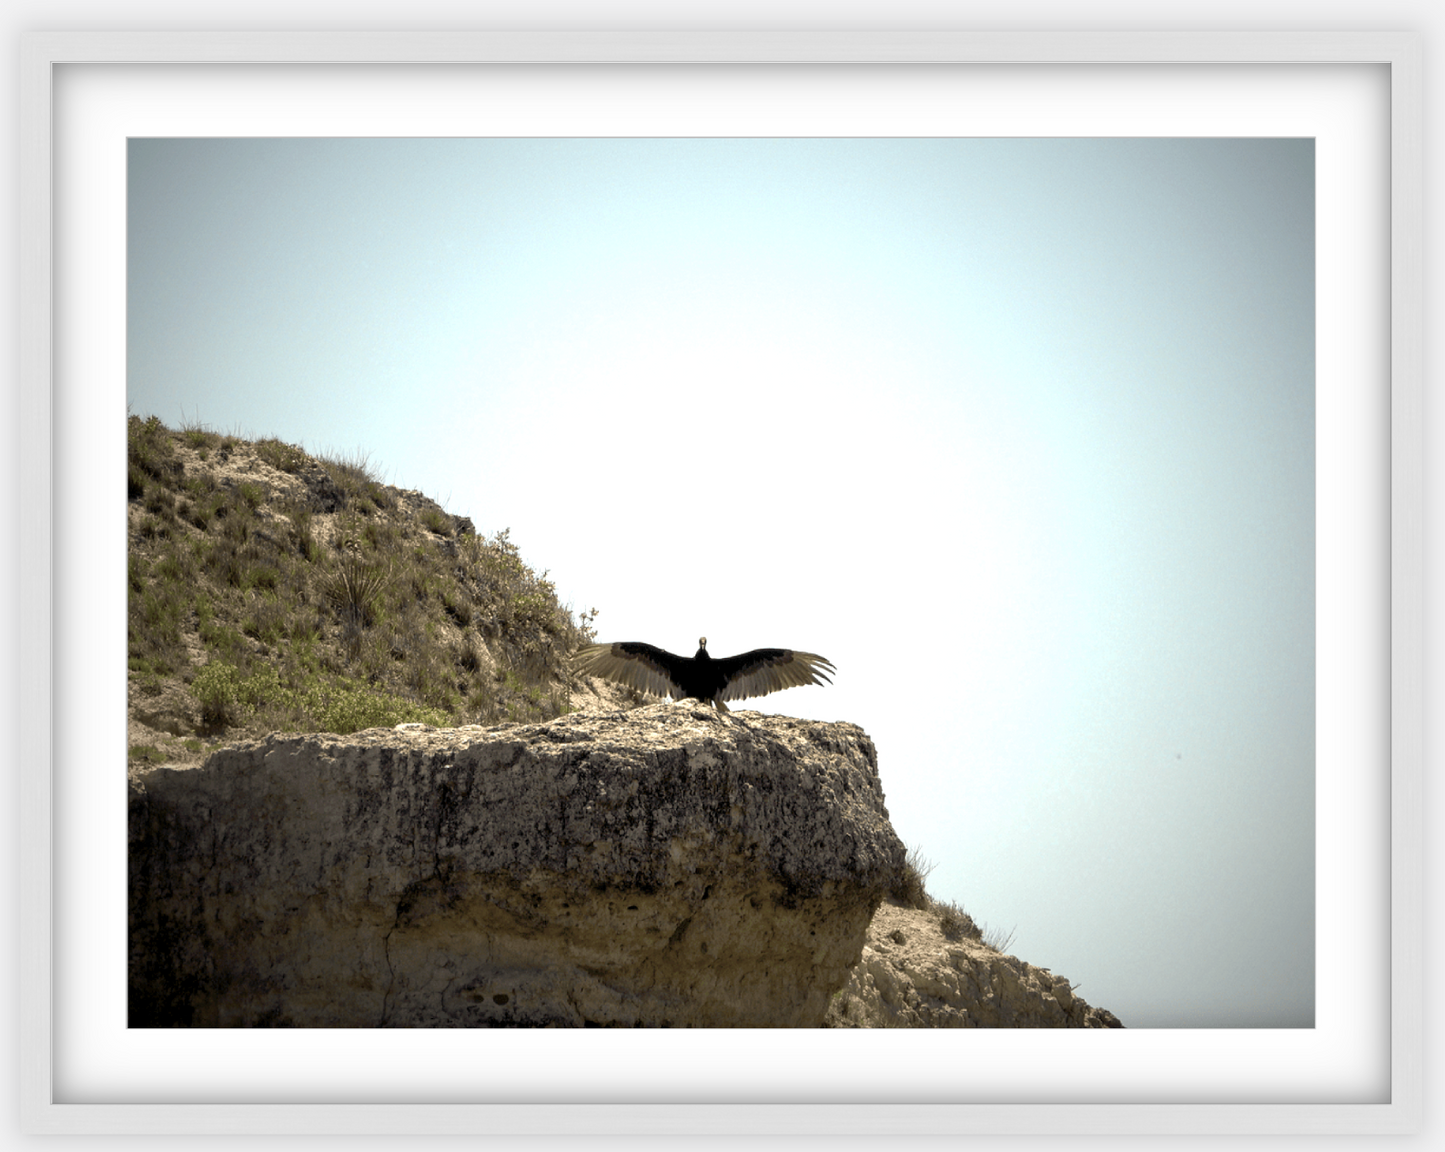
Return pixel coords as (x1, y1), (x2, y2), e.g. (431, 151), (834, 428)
(572, 636), (834, 712)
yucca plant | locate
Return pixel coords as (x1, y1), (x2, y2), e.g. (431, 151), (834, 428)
(325, 538), (391, 631)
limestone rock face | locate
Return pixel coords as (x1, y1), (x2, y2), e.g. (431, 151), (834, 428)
(129, 703), (905, 1028)
(824, 901), (1124, 1028)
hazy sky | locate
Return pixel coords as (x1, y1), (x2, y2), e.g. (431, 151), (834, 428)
(128, 136), (1315, 1028)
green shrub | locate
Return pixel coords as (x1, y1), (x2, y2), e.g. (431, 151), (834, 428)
(128, 413), (182, 484)
(255, 437), (308, 473)
(291, 617), (324, 649)
(192, 661), (245, 726)
(193, 662), (288, 727)
(307, 683), (449, 735)
(131, 671), (164, 698)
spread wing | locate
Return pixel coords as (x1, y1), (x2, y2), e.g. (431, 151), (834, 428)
(713, 649), (836, 703)
(572, 641), (690, 699)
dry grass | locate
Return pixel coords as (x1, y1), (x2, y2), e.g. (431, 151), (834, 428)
(887, 846), (935, 910)
(887, 842), (1014, 953)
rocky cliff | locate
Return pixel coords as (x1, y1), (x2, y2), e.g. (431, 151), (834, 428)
(129, 703), (906, 1027)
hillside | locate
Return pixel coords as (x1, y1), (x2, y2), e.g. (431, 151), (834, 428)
(126, 414), (618, 770)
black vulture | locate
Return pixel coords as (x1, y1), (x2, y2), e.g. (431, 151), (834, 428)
(572, 636), (834, 713)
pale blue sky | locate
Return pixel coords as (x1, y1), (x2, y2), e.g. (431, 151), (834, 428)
(129, 136), (1315, 1027)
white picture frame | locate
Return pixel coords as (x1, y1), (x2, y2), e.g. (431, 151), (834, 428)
(17, 27), (1423, 1138)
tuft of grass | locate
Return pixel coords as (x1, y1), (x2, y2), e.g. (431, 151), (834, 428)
(143, 487), (176, 520)
(315, 447), (385, 512)
(237, 481), (266, 511)
(888, 843), (1003, 950)
(183, 484), (225, 532)
(284, 503), (321, 563)
(442, 587), (473, 628)
(420, 506), (452, 536)
(154, 548), (192, 584)
(130, 579), (187, 675)
(320, 446), (380, 483)
(887, 846), (935, 910)
(933, 898), (982, 943)
(361, 518), (400, 553)
(178, 409), (221, 450)
(981, 923), (1018, 955)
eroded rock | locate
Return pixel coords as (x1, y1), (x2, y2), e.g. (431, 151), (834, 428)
(824, 900), (1124, 1028)
(129, 703), (905, 1028)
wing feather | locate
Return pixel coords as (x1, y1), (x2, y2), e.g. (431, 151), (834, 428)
(572, 641), (688, 700)
(715, 649), (835, 703)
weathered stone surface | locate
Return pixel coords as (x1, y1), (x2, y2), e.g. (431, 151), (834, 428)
(824, 900), (1124, 1028)
(129, 703), (905, 1028)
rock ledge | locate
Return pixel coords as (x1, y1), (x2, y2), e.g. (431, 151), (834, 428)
(129, 704), (905, 1027)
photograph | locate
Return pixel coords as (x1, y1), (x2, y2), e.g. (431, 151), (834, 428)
(12, 13), (1427, 1143)
(123, 134), (1315, 1032)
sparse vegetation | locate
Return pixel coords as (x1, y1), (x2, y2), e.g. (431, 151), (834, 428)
(888, 844), (1016, 953)
(887, 846), (935, 910)
(255, 436), (308, 474)
(127, 415), (599, 756)
(981, 922), (1018, 955)
(934, 897), (981, 943)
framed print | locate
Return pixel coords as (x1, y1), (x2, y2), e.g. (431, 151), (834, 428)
(18, 27), (1422, 1137)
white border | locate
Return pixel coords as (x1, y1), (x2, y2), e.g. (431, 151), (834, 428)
(20, 32), (1422, 1137)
